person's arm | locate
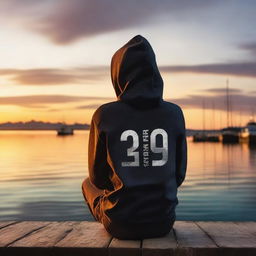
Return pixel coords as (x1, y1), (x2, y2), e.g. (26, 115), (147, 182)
(88, 118), (114, 191)
(175, 108), (187, 187)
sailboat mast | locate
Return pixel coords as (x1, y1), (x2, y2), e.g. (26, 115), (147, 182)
(226, 78), (230, 127)
(229, 80), (233, 127)
(212, 101), (215, 130)
(203, 99), (206, 133)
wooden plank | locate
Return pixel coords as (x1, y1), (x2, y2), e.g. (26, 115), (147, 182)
(142, 230), (176, 256)
(5, 222), (77, 256)
(0, 221), (17, 229)
(174, 221), (218, 256)
(174, 221), (217, 248)
(197, 221), (256, 248)
(0, 221), (49, 247)
(9, 221), (76, 247)
(235, 222), (256, 237)
(109, 237), (141, 256)
(54, 221), (112, 256)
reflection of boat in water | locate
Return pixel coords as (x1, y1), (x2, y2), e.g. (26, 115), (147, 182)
(57, 125), (74, 136)
(247, 121), (256, 144)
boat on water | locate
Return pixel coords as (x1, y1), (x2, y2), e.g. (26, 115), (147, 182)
(205, 133), (222, 142)
(192, 99), (222, 142)
(246, 121), (256, 144)
(221, 127), (249, 143)
(57, 125), (74, 136)
(193, 132), (221, 142)
(221, 79), (242, 143)
(193, 132), (207, 142)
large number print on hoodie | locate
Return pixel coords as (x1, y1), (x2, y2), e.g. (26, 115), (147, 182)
(120, 128), (168, 168)
(88, 35), (187, 238)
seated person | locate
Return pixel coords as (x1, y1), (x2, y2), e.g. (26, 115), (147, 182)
(82, 35), (187, 240)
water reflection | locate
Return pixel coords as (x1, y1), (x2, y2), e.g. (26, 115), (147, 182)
(0, 131), (255, 221)
(249, 143), (256, 168)
(176, 138), (256, 221)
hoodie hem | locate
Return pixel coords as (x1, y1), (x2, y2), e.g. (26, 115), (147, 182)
(102, 216), (175, 240)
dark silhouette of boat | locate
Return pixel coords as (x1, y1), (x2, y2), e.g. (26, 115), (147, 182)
(247, 121), (256, 144)
(221, 127), (249, 143)
(222, 127), (240, 143)
(205, 133), (221, 142)
(57, 124), (74, 136)
(193, 132), (221, 142)
(193, 132), (207, 142)
(221, 79), (245, 143)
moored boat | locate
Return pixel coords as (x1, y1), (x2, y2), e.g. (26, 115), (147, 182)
(57, 125), (74, 136)
(221, 127), (241, 143)
(205, 133), (221, 142)
(246, 121), (256, 144)
(193, 132), (221, 142)
(193, 132), (207, 142)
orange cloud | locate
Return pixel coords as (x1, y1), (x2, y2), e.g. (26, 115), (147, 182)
(0, 67), (108, 85)
(0, 95), (112, 107)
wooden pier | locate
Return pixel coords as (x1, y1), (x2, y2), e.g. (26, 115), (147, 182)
(0, 221), (255, 256)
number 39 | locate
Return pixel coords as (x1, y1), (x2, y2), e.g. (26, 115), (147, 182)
(120, 129), (168, 167)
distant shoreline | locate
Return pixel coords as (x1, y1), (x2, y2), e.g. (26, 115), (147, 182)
(0, 121), (228, 135)
(0, 120), (90, 131)
(0, 128), (90, 130)
(0, 128), (219, 136)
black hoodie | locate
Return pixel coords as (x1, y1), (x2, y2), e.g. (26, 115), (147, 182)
(88, 35), (187, 239)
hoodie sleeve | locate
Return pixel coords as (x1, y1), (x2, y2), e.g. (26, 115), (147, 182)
(88, 117), (114, 190)
(175, 107), (187, 187)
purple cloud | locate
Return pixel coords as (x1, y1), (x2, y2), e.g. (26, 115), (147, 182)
(1, 60), (256, 87)
(168, 91), (255, 114)
(239, 42), (256, 56)
(0, 0), (219, 44)
(1, 88), (255, 114)
(160, 62), (256, 78)
(202, 88), (242, 94)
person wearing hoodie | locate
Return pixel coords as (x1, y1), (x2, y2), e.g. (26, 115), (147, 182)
(82, 35), (187, 240)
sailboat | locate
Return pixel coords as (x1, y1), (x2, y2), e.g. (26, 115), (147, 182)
(205, 101), (221, 142)
(193, 100), (221, 142)
(193, 100), (208, 142)
(221, 79), (241, 143)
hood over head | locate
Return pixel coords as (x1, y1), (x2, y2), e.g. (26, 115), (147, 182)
(111, 35), (163, 108)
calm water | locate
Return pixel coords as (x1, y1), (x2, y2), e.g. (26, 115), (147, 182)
(0, 130), (255, 221)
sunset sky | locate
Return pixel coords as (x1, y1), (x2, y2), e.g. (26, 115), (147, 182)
(0, 0), (255, 129)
